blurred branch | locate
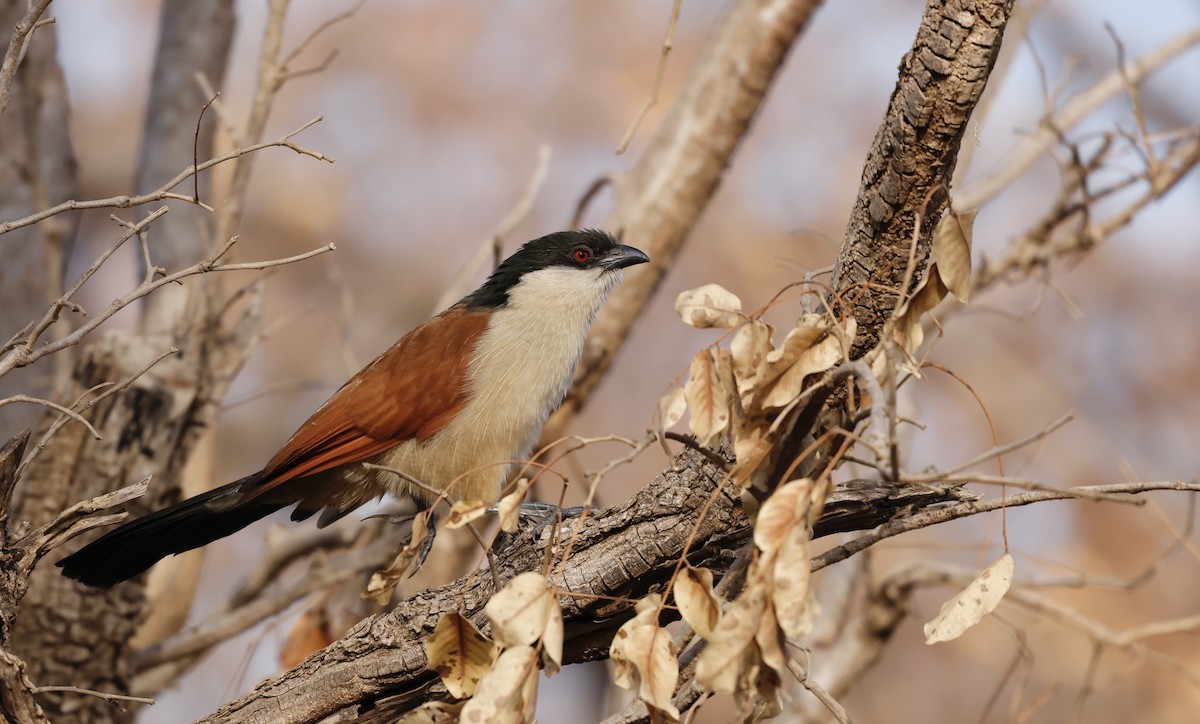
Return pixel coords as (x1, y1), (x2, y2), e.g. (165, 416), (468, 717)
(812, 481), (1200, 572)
(0, 0), (52, 118)
(957, 26), (1200, 210)
(544, 0), (826, 438)
(973, 120), (1200, 290)
(615, 0), (683, 154)
(0, 210), (332, 379)
(433, 144), (552, 313)
(0, 117), (331, 238)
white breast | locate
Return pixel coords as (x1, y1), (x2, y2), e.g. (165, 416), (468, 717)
(372, 266), (620, 503)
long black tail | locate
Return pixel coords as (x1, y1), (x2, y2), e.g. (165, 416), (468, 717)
(57, 478), (285, 589)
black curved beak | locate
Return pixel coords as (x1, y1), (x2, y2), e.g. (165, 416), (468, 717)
(600, 244), (650, 271)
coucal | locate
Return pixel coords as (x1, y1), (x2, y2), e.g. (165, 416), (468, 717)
(58, 229), (648, 588)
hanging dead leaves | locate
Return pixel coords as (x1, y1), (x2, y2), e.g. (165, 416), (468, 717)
(663, 284), (857, 489)
(892, 207), (976, 359)
(422, 572), (563, 724)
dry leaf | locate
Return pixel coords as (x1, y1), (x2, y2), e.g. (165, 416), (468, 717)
(753, 479), (811, 555)
(426, 612), (499, 699)
(496, 477), (533, 533)
(541, 594), (564, 676)
(610, 594), (662, 689)
(761, 329), (846, 409)
(695, 582), (767, 694)
(397, 700), (464, 723)
(894, 263), (947, 355)
(684, 348), (731, 446)
(657, 387), (687, 431)
(933, 208), (977, 302)
(674, 566), (720, 640)
(756, 324), (825, 394)
(754, 601), (786, 677)
(924, 553), (1015, 644)
(675, 283), (743, 328)
(609, 595), (680, 720)
(731, 319), (774, 400)
(444, 499), (489, 530)
(459, 644), (539, 724)
(731, 414), (772, 489)
(485, 572), (556, 648)
(362, 511), (430, 604)
(773, 521), (818, 641)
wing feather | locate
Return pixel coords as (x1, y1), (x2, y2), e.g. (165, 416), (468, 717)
(245, 307), (488, 499)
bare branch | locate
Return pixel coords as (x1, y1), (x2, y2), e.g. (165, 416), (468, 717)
(0, 0), (53, 118)
(0, 117), (331, 238)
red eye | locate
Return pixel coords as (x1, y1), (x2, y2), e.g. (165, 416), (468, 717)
(572, 248), (591, 264)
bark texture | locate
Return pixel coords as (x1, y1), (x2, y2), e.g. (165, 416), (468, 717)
(831, 0), (1015, 354)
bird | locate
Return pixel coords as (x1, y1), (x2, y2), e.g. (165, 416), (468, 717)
(57, 229), (649, 588)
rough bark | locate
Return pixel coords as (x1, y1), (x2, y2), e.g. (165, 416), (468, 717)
(831, 0), (1015, 355)
(544, 0), (827, 438)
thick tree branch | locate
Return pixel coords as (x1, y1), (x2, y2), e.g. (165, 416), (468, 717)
(198, 451), (972, 723)
(832, 0), (1016, 355)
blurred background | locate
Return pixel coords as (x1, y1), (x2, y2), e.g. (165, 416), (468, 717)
(22, 0), (1200, 720)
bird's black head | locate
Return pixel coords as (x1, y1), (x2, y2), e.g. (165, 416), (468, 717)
(462, 229), (649, 309)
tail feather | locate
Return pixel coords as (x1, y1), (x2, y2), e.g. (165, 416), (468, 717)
(57, 479), (284, 589)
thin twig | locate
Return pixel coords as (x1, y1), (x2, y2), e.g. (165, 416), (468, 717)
(813, 481), (1200, 572)
(616, 0), (683, 154)
(31, 686), (154, 708)
(0, 117), (331, 237)
(904, 411), (1075, 482)
(0, 395), (100, 440)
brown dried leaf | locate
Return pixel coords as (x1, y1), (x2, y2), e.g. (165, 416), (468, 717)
(761, 327), (847, 409)
(894, 263), (947, 355)
(675, 283), (743, 328)
(695, 582), (767, 694)
(397, 700), (464, 723)
(541, 594), (564, 676)
(755, 323), (825, 394)
(731, 413), (773, 490)
(426, 611), (499, 699)
(924, 553), (1014, 644)
(773, 515), (818, 642)
(361, 511), (430, 604)
(458, 644), (539, 724)
(496, 477), (534, 533)
(753, 478), (811, 555)
(444, 499), (489, 530)
(609, 595), (680, 720)
(657, 387), (687, 431)
(754, 601), (786, 677)
(674, 566), (721, 641)
(485, 572), (555, 648)
(610, 594), (661, 689)
(685, 348), (731, 446)
(731, 319), (774, 400)
(933, 208), (977, 302)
